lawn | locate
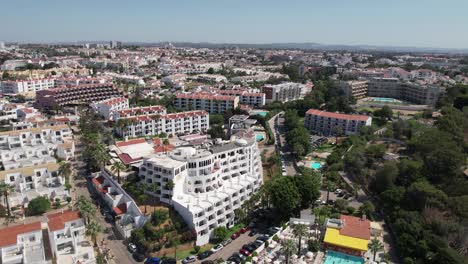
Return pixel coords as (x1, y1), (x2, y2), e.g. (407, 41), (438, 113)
(176, 244), (212, 260)
(315, 143), (335, 153)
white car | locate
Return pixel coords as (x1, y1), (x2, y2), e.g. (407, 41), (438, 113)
(182, 255), (197, 264)
(335, 189), (343, 194)
(211, 244), (224, 253)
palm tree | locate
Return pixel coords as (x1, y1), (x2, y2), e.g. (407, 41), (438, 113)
(139, 193), (149, 214)
(147, 183), (161, 210)
(292, 224), (308, 256)
(86, 220), (103, 247)
(58, 161), (72, 182)
(282, 239), (297, 264)
(75, 195), (95, 224)
(165, 180), (174, 192)
(369, 238), (384, 261)
(0, 181), (15, 217)
(111, 161), (125, 184)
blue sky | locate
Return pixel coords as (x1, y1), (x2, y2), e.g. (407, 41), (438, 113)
(1, 0), (467, 48)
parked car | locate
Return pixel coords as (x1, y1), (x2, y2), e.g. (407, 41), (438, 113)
(181, 255), (196, 264)
(250, 240), (264, 249)
(211, 244), (223, 253)
(198, 251), (212, 260)
(221, 238), (232, 246)
(249, 230), (258, 236)
(227, 256), (242, 264)
(239, 227), (250, 234)
(231, 232), (240, 240)
(335, 189), (343, 194)
(145, 258), (160, 264)
(243, 244), (256, 253)
(161, 258), (176, 264)
(133, 253), (146, 262)
(343, 193), (352, 200)
(239, 248), (251, 256)
(128, 243), (137, 253)
(257, 235), (270, 242)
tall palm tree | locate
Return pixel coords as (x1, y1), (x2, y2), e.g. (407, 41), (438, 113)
(369, 238), (384, 261)
(58, 161), (72, 181)
(0, 181), (15, 217)
(282, 239), (297, 264)
(139, 193), (148, 214)
(75, 195), (95, 224)
(111, 161), (125, 184)
(147, 183), (161, 211)
(86, 220), (103, 247)
(292, 224), (308, 256)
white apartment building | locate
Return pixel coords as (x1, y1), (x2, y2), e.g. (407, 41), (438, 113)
(218, 90), (266, 107)
(115, 110), (209, 138)
(91, 97), (129, 120)
(54, 77), (107, 87)
(305, 109), (372, 136)
(139, 133), (263, 245)
(1, 79), (55, 95)
(91, 169), (147, 238)
(197, 74), (228, 83)
(261, 82), (307, 103)
(0, 125), (74, 170)
(0, 222), (48, 264)
(47, 210), (95, 264)
(0, 162), (69, 208)
(111, 105), (167, 121)
(174, 93), (239, 114)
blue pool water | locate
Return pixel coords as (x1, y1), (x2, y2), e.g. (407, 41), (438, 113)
(255, 111), (268, 117)
(372, 97), (400, 103)
(311, 161), (322, 170)
(323, 251), (364, 264)
(256, 134), (264, 141)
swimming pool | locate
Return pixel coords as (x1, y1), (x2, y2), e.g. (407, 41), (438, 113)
(255, 111), (268, 117)
(369, 97), (402, 103)
(256, 134), (264, 141)
(311, 161), (322, 170)
(323, 251), (364, 264)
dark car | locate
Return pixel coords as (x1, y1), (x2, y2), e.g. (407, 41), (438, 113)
(248, 230), (258, 236)
(145, 258), (160, 264)
(197, 251), (212, 260)
(133, 253), (146, 262)
(227, 256), (242, 264)
(161, 258), (176, 264)
(243, 244), (256, 253)
(257, 235), (270, 242)
(250, 240), (263, 250)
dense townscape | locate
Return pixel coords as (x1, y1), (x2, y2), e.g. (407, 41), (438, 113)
(0, 41), (466, 264)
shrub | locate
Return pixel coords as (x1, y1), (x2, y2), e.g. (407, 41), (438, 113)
(346, 206), (356, 215)
(193, 246), (201, 253)
(27, 196), (51, 215)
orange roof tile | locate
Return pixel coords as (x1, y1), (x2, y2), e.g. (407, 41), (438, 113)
(47, 210), (82, 232)
(339, 215), (371, 240)
(0, 222), (42, 247)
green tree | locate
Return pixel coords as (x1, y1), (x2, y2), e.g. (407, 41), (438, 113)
(75, 195), (96, 224)
(269, 177), (301, 216)
(58, 161), (72, 181)
(86, 220), (103, 246)
(292, 224), (308, 256)
(0, 182), (15, 217)
(111, 161), (125, 184)
(139, 193), (148, 214)
(373, 162), (399, 193)
(28, 196), (51, 215)
(294, 169), (321, 208)
(374, 105), (393, 121)
(369, 238), (384, 261)
(213, 226), (228, 242)
(282, 239), (297, 264)
(359, 201), (375, 219)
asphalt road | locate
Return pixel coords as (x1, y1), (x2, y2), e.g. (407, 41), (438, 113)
(268, 113), (297, 176)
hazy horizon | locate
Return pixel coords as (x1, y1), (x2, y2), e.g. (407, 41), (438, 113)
(2, 0), (468, 49)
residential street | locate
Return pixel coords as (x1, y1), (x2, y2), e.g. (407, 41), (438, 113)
(267, 112), (297, 176)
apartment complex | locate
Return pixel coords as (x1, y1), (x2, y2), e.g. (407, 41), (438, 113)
(0, 211), (95, 264)
(0, 162), (68, 208)
(111, 105), (166, 121)
(218, 90), (266, 107)
(91, 96), (129, 120)
(47, 211), (95, 264)
(0, 222), (47, 264)
(305, 109), (372, 136)
(0, 79), (55, 95)
(367, 78), (441, 106)
(174, 93), (239, 114)
(139, 133), (263, 245)
(0, 125), (74, 170)
(91, 169), (147, 238)
(335, 80), (369, 99)
(35, 83), (124, 109)
(261, 82), (307, 103)
(115, 110), (209, 138)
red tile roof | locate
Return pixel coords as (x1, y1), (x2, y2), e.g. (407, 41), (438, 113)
(306, 109), (370, 122)
(113, 203), (127, 215)
(0, 222), (42, 247)
(115, 138), (146, 147)
(92, 176), (105, 186)
(47, 210), (82, 231)
(117, 153), (142, 165)
(339, 215), (371, 240)
(154, 144), (175, 153)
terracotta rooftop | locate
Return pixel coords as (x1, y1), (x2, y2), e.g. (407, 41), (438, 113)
(113, 203), (127, 215)
(339, 215), (371, 240)
(47, 210), (82, 232)
(306, 109), (370, 122)
(0, 222), (42, 247)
